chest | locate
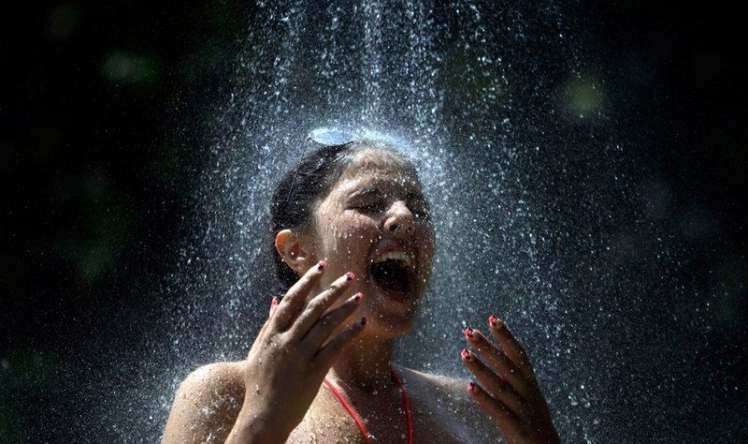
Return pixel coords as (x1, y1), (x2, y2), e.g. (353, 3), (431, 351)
(286, 388), (464, 444)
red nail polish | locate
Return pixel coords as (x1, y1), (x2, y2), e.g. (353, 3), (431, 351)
(353, 292), (362, 302)
(360, 316), (367, 326)
(460, 348), (472, 362)
(463, 327), (474, 340)
(317, 260), (327, 271)
(488, 314), (498, 328)
(468, 381), (477, 394)
(346, 271), (355, 281)
(269, 297), (279, 316)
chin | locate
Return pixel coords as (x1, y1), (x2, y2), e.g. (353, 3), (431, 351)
(363, 312), (416, 339)
(359, 280), (422, 339)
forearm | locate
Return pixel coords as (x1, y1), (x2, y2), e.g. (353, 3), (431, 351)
(225, 407), (291, 444)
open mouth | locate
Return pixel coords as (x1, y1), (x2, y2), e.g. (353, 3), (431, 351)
(368, 258), (416, 298)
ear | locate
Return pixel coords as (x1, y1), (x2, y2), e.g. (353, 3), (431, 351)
(275, 229), (317, 275)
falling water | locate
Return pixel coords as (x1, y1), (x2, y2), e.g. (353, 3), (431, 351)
(60, 1), (733, 443)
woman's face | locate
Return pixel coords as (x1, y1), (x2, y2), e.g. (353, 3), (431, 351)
(308, 148), (435, 337)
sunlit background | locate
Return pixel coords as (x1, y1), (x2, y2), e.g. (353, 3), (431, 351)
(3, 1), (747, 442)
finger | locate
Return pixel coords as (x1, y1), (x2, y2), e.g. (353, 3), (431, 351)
(464, 327), (531, 398)
(269, 296), (279, 317)
(287, 271), (356, 341)
(257, 296), (280, 340)
(467, 381), (531, 443)
(488, 314), (535, 380)
(301, 292), (363, 349)
(313, 317), (366, 368)
(271, 260), (327, 331)
(461, 348), (532, 420)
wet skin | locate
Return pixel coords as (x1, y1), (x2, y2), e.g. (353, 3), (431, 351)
(281, 147), (437, 341)
(161, 148), (559, 443)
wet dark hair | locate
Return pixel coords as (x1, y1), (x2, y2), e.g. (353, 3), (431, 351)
(269, 140), (416, 291)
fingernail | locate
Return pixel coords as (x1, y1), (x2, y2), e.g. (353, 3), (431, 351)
(460, 348), (472, 362)
(488, 314), (499, 328)
(463, 327), (474, 340)
(346, 271), (355, 281)
(353, 292), (363, 302)
(467, 381), (478, 394)
(360, 316), (367, 326)
(317, 260), (327, 271)
(269, 297), (279, 316)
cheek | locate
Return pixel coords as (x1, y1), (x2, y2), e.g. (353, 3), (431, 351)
(324, 214), (381, 257)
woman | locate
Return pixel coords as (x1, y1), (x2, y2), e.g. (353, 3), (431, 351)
(161, 130), (559, 443)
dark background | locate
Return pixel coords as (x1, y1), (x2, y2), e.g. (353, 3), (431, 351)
(2, 1), (746, 441)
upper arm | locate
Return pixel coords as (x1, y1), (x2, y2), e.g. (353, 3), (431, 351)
(161, 362), (245, 444)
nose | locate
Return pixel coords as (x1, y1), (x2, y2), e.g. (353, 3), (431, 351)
(383, 200), (416, 238)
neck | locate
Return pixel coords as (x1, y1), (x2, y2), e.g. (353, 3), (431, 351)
(327, 333), (395, 393)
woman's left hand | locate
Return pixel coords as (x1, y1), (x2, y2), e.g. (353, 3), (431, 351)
(460, 315), (560, 444)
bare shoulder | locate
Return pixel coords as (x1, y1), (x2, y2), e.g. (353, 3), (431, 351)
(399, 365), (469, 400)
(161, 361), (246, 444)
(398, 366), (501, 443)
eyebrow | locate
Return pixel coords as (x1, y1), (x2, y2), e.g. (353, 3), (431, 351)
(347, 187), (382, 199)
(347, 185), (424, 201)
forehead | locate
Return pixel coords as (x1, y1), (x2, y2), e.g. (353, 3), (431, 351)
(333, 149), (421, 196)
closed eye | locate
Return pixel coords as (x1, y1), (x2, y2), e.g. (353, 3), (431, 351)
(353, 201), (385, 213)
(353, 201), (430, 221)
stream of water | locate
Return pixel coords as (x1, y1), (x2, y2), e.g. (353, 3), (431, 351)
(79, 2), (727, 442)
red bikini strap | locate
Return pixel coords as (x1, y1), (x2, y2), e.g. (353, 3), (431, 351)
(391, 369), (415, 444)
(322, 369), (414, 444)
(322, 378), (373, 444)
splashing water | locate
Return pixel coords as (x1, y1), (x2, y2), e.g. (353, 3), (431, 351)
(59, 1), (733, 443)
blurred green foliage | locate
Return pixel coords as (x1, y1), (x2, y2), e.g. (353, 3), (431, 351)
(3, 9), (246, 441)
(564, 77), (604, 116)
(4, 0), (244, 309)
(101, 52), (160, 84)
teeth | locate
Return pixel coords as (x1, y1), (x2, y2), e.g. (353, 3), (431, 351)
(372, 251), (414, 266)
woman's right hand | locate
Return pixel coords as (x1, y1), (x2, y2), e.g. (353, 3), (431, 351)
(226, 260), (365, 443)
